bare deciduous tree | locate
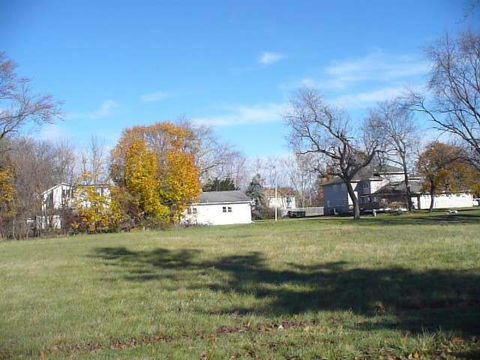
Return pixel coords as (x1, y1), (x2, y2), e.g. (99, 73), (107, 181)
(0, 52), (61, 146)
(249, 155), (321, 207)
(213, 152), (249, 189)
(281, 154), (319, 207)
(366, 99), (419, 211)
(80, 136), (108, 184)
(411, 31), (480, 170)
(53, 139), (77, 184)
(5, 138), (76, 238)
(285, 88), (379, 219)
(181, 120), (247, 188)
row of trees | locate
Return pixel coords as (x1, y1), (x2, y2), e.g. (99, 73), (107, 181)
(0, 48), (320, 236)
(1, 30), (479, 235)
(285, 31), (480, 219)
(0, 50), (243, 237)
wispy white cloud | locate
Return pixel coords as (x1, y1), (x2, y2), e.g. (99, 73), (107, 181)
(331, 84), (426, 109)
(299, 77), (318, 88)
(140, 91), (170, 103)
(289, 50), (430, 109)
(330, 86), (409, 108)
(38, 124), (69, 142)
(65, 99), (119, 120)
(90, 100), (119, 119)
(192, 103), (287, 127)
(320, 50), (429, 90)
(259, 52), (285, 66)
(292, 51), (429, 93)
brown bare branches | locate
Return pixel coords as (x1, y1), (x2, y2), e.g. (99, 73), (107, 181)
(0, 52), (61, 144)
(410, 32), (480, 170)
(285, 88), (379, 219)
(365, 99), (419, 210)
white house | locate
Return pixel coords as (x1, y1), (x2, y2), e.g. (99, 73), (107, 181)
(414, 193), (475, 210)
(322, 165), (475, 214)
(263, 188), (296, 216)
(40, 185), (252, 228)
(42, 183), (74, 211)
(38, 183), (111, 229)
(182, 190), (252, 226)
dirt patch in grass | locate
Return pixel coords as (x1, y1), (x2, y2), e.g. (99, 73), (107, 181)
(43, 319), (320, 357)
(43, 333), (175, 357)
(216, 319), (318, 335)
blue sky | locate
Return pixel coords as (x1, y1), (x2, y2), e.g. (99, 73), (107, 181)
(1, 0), (478, 157)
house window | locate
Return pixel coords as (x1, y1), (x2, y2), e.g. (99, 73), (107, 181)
(228, 206), (232, 213)
(47, 193), (54, 208)
(192, 207), (197, 214)
(187, 208), (192, 215)
(222, 206), (227, 213)
(62, 189), (69, 203)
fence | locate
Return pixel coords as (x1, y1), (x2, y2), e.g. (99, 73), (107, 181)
(286, 207), (324, 218)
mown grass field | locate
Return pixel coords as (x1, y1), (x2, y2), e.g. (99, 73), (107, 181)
(1, 210), (479, 359)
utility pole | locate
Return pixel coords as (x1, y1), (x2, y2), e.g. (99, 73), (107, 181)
(274, 165), (278, 222)
(274, 181), (278, 221)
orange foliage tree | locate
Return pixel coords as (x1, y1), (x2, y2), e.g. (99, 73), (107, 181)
(417, 142), (479, 211)
(111, 122), (201, 227)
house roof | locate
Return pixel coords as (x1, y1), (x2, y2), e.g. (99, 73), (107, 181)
(320, 164), (404, 187)
(370, 180), (424, 196)
(373, 165), (403, 174)
(41, 183), (72, 196)
(196, 191), (251, 204)
(41, 183), (111, 196)
(320, 175), (385, 186)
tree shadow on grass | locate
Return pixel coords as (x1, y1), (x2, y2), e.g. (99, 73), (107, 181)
(91, 247), (480, 336)
(353, 209), (480, 226)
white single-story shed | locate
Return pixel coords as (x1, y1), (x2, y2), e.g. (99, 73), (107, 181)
(182, 191), (252, 226)
(413, 193), (475, 210)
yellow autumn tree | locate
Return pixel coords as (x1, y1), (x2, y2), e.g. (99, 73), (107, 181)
(111, 122), (201, 227)
(162, 150), (201, 223)
(71, 173), (122, 233)
(124, 139), (170, 225)
(0, 167), (16, 238)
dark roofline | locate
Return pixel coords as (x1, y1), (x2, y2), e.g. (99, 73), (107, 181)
(320, 177), (385, 187)
(41, 183), (111, 195)
(195, 190), (252, 205)
(191, 200), (252, 205)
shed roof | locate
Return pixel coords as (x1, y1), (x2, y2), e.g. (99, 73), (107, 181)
(196, 191), (251, 204)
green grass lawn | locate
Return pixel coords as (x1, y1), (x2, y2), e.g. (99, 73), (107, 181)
(1, 210), (479, 359)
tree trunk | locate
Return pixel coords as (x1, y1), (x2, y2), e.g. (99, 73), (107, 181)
(402, 165), (413, 211)
(429, 181), (435, 212)
(397, 151), (413, 212)
(345, 180), (361, 220)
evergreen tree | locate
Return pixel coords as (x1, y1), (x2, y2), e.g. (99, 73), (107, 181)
(203, 177), (238, 192)
(246, 174), (266, 219)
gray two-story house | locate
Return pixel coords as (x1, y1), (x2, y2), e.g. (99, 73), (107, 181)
(321, 166), (415, 215)
(321, 165), (474, 214)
